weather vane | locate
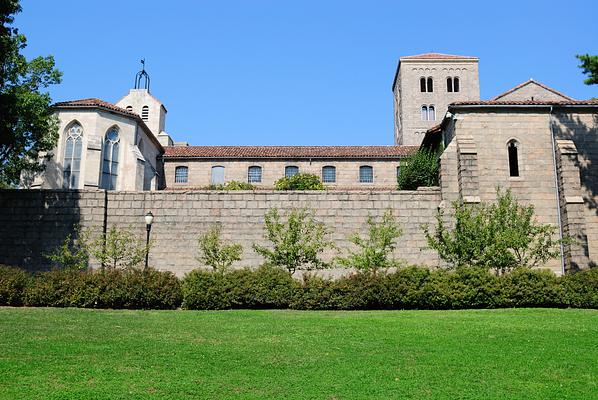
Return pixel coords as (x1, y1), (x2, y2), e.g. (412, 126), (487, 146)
(134, 57), (150, 92)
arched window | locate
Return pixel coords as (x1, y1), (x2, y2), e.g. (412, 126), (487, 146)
(508, 140), (520, 177)
(285, 165), (299, 178)
(211, 166), (225, 184)
(428, 106), (435, 121)
(141, 105), (149, 121)
(62, 122), (83, 189)
(359, 165), (373, 183)
(454, 77), (460, 92)
(427, 77), (433, 93)
(420, 77), (426, 92)
(126, 105), (133, 113)
(100, 126), (120, 190)
(248, 166), (262, 183)
(322, 166), (336, 183)
(421, 105), (428, 121)
(175, 166), (188, 183)
(447, 77), (453, 92)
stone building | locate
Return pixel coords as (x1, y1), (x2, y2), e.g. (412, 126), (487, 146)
(9, 52), (597, 275)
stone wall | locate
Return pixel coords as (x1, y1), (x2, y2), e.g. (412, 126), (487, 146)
(0, 188), (441, 276)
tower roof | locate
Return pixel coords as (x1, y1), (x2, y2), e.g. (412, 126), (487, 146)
(399, 52), (478, 61)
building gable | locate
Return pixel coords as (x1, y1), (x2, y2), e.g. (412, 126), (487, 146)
(492, 79), (574, 102)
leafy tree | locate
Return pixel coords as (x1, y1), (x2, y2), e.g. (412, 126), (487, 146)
(275, 173), (325, 190)
(423, 188), (566, 273)
(336, 210), (403, 274)
(0, 0), (62, 186)
(576, 54), (598, 85)
(197, 225), (243, 272)
(89, 226), (150, 269)
(45, 227), (90, 270)
(397, 149), (439, 190)
(253, 208), (333, 275)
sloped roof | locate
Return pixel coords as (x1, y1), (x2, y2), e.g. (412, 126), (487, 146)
(491, 79), (575, 101)
(52, 98), (164, 153)
(399, 52), (478, 61)
(163, 145), (418, 159)
(450, 100), (598, 106)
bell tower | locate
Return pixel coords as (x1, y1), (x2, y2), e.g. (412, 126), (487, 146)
(116, 59), (168, 139)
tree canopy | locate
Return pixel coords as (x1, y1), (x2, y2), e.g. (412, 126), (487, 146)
(0, 0), (62, 187)
(576, 54), (598, 86)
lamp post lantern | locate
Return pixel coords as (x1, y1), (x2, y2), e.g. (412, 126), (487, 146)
(144, 211), (154, 269)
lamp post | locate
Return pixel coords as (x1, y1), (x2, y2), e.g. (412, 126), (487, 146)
(144, 211), (154, 269)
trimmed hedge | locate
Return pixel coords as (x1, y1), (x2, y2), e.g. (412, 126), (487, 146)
(1, 264), (597, 310)
(7, 267), (181, 309)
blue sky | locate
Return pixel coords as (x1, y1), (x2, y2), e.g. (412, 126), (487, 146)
(18, 0), (598, 146)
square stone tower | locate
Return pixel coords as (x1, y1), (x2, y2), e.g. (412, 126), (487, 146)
(393, 53), (480, 146)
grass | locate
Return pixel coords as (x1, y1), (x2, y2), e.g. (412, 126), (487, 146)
(0, 308), (596, 399)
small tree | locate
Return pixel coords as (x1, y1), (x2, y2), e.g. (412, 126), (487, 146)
(90, 226), (150, 269)
(45, 228), (89, 270)
(274, 173), (325, 191)
(207, 181), (255, 190)
(423, 188), (566, 273)
(336, 210), (403, 274)
(253, 208), (333, 275)
(397, 149), (439, 190)
(197, 225), (243, 272)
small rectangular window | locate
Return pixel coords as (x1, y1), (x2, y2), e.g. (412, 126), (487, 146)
(211, 166), (225, 184)
(359, 165), (373, 183)
(175, 166), (188, 183)
(248, 166), (262, 183)
(322, 166), (336, 183)
(285, 166), (299, 178)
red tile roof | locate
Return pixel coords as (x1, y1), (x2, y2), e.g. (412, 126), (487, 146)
(52, 98), (164, 153)
(400, 53), (478, 61)
(53, 98), (139, 118)
(491, 79), (575, 101)
(450, 100), (598, 106)
(164, 145), (418, 159)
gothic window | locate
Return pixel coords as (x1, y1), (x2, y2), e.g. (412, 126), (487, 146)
(420, 77), (426, 92)
(322, 166), (336, 183)
(141, 105), (149, 121)
(427, 77), (434, 93)
(447, 77), (453, 92)
(285, 165), (299, 178)
(100, 126), (120, 190)
(454, 77), (460, 92)
(421, 105), (428, 121)
(248, 166), (262, 183)
(359, 165), (373, 183)
(175, 166), (188, 183)
(508, 140), (520, 177)
(211, 166), (225, 184)
(428, 106), (435, 121)
(62, 122), (83, 189)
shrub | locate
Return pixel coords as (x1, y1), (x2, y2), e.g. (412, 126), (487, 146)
(290, 274), (349, 310)
(561, 268), (598, 308)
(45, 229), (89, 270)
(228, 265), (297, 309)
(397, 149), (439, 190)
(424, 188), (566, 273)
(207, 181), (256, 190)
(253, 208), (334, 275)
(383, 266), (433, 309)
(181, 269), (234, 310)
(24, 267), (181, 309)
(336, 210), (403, 274)
(499, 268), (564, 308)
(197, 225), (243, 272)
(0, 265), (30, 306)
(274, 173), (325, 191)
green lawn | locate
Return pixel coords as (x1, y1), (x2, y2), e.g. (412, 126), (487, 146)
(0, 308), (596, 399)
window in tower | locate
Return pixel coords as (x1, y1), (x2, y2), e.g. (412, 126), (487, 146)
(420, 77), (426, 92)
(141, 105), (149, 121)
(447, 77), (453, 92)
(454, 77), (460, 92)
(427, 77), (433, 92)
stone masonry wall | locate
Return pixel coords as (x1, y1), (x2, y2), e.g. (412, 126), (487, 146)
(0, 188), (441, 276)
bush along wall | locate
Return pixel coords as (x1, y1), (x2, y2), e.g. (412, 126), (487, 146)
(1, 264), (597, 310)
